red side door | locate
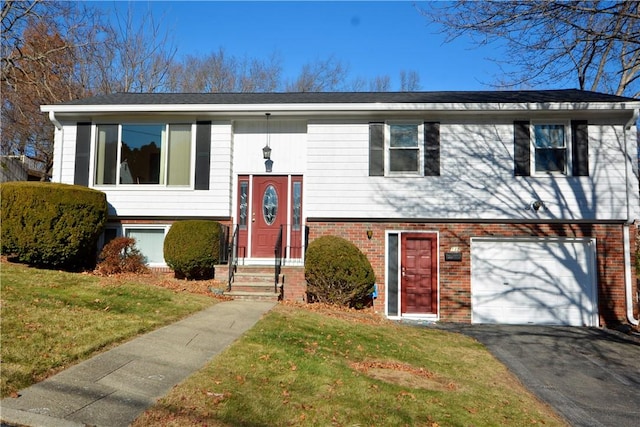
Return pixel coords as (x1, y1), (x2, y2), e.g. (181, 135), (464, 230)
(251, 176), (288, 257)
(401, 234), (438, 314)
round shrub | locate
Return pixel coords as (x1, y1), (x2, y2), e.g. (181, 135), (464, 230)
(305, 235), (376, 308)
(1, 182), (108, 270)
(163, 220), (221, 279)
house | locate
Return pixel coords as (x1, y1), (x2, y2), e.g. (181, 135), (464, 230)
(41, 90), (640, 327)
(0, 155), (49, 182)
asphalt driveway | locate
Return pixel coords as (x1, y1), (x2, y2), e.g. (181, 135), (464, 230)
(434, 324), (640, 427)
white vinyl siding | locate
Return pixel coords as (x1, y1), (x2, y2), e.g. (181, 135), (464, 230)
(52, 112), (637, 222)
(54, 122), (81, 184)
(305, 118), (637, 221)
(232, 119), (307, 174)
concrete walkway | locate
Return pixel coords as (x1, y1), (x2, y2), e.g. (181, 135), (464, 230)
(0, 300), (276, 427)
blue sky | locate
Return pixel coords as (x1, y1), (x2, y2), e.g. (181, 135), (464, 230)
(96, 1), (515, 91)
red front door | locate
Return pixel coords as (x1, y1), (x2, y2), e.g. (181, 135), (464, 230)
(251, 176), (288, 257)
(401, 234), (438, 314)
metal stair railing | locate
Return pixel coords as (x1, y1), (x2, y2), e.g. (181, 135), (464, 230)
(227, 224), (239, 292)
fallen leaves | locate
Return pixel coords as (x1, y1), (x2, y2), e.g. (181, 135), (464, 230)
(350, 359), (457, 392)
(350, 360), (435, 379)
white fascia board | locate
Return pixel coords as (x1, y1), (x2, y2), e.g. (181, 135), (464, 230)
(41, 101), (640, 115)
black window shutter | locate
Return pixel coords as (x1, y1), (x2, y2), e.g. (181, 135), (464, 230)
(424, 122), (440, 176)
(571, 120), (589, 176)
(369, 122), (384, 176)
(74, 122), (92, 186)
(514, 121), (530, 176)
(194, 121), (211, 190)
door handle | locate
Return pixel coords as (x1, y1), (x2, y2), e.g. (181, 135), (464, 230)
(252, 212), (256, 223)
(401, 267), (406, 277)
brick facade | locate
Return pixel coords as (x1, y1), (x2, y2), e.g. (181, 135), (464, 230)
(305, 220), (638, 327)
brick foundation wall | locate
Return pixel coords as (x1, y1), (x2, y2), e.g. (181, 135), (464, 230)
(281, 266), (307, 302)
(306, 220), (638, 326)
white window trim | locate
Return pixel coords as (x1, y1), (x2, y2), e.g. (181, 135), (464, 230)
(530, 121), (573, 176)
(90, 122), (196, 190)
(385, 230), (440, 321)
(122, 224), (171, 268)
(385, 121), (424, 177)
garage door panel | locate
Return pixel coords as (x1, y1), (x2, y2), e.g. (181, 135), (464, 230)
(474, 289), (588, 308)
(474, 305), (586, 325)
(471, 238), (597, 326)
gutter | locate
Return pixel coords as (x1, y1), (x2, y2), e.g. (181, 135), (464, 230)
(48, 111), (64, 182)
(624, 108), (639, 326)
(48, 111), (63, 130)
(624, 225), (638, 326)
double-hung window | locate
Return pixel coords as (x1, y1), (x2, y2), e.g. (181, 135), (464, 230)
(533, 123), (567, 174)
(369, 121), (440, 177)
(514, 120), (588, 177)
(387, 123), (423, 175)
(94, 123), (193, 186)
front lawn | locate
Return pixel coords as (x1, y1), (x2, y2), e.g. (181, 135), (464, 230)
(0, 261), (216, 397)
(134, 303), (567, 426)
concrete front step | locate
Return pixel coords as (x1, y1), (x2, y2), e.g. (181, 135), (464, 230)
(231, 281), (277, 293)
(234, 271), (274, 282)
(225, 267), (281, 301)
(225, 290), (280, 301)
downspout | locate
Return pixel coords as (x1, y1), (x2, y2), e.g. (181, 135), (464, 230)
(48, 111), (63, 182)
(624, 108), (639, 326)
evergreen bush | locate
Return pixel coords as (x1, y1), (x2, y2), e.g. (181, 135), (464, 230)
(163, 220), (221, 279)
(305, 235), (376, 308)
(1, 182), (108, 270)
(95, 237), (149, 275)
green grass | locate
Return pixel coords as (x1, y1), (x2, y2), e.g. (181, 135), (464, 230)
(134, 304), (567, 427)
(0, 262), (215, 397)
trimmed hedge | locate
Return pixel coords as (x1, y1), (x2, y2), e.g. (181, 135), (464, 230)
(305, 235), (376, 308)
(163, 220), (221, 279)
(1, 182), (108, 270)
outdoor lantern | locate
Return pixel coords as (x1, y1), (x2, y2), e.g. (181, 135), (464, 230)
(262, 144), (272, 159)
(366, 229), (373, 240)
(262, 112), (272, 159)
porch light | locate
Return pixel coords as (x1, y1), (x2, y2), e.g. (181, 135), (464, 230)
(262, 144), (272, 160)
(366, 229), (373, 240)
(262, 113), (272, 159)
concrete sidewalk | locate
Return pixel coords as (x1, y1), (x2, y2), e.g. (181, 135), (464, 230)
(0, 300), (276, 427)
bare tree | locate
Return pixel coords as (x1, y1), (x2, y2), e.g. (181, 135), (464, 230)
(418, 1), (640, 97)
(1, 0), (176, 179)
(286, 56), (350, 92)
(1, 1), (99, 178)
(369, 75), (391, 92)
(166, 49), (282, 93)
(96, 3), (176, 93)
(400, 70), (421, 91)
(238, 53), (283, 92)
(1, 16), (82, 178)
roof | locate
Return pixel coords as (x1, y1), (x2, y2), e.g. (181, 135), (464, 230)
(57, 89), (636, 106)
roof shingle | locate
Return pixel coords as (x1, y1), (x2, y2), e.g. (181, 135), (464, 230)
(59, 89), (637, 106)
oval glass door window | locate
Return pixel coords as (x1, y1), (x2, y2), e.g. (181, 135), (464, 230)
(263, 185), (278, 225)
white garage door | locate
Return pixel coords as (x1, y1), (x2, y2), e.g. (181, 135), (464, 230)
(471, 238), (597, 326)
